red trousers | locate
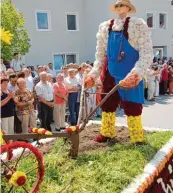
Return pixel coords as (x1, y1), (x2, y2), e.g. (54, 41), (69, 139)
(101, 63), (143, 116)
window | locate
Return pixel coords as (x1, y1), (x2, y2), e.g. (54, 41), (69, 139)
(66, 54), (76, 64)
(171, 0), (173, 5)
(146, 13), (155, 28)
(53, 53), (78, 71)
(159, 13), (167, 29)
(35, 10), (51, 31)
(66, 13), (79, 31)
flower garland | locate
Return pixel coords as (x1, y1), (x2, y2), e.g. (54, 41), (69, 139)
(90, 17), (153, 79)
(100, 112), (116, 138)
(9, 171), (27, 186)
(65, 126), (79, 133)
(29, 128), (53, 136)
(0, 130), (4, 145)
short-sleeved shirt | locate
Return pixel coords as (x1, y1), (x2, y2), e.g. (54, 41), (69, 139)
(53, 83), (67, 104)
(8, 83), (17, 92)
(26, 77), (34, 92)
(1, 92), (15, 118)
(65, 77), (80, 93)
(48, 68), (56, 78)
(11, 59), (22, 72)
(14, 89), (34, 115)
(35, 81), (53, 101)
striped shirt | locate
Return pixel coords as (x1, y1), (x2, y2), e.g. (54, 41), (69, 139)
(35, 81), (53, 101)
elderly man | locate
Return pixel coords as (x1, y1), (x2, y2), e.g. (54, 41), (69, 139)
(35, 72), (54, 131)
(23, 68), (34, 92)
(14, 78), (36, 133)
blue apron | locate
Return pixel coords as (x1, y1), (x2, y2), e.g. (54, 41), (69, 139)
(107, 30), (144, 104)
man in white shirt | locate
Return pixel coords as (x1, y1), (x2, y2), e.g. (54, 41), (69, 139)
(23, 68), (34, 92)
(35, 72), (54, 131)
(11, 53), (22, 72)
(48, 63), (56, 82)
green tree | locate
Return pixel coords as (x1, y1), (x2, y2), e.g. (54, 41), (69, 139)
(0, 0), (31, 60)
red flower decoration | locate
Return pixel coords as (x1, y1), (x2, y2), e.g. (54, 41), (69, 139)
(65, 128), (72, 133)
(16, 176), (26, 186)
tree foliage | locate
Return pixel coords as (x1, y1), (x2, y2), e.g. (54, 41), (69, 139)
(0, 0), (31, 60)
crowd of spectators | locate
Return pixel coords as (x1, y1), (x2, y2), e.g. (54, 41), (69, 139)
(0, 55), (101, 135)
(1, 53), (173, 135)
(145, 57), (173, 101)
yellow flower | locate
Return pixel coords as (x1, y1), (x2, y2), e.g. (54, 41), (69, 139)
(0, 130), (4, 145)
(0, 28), (13, 45)
(9, 171), (27, 187)
(127, 115), (144, 143)
(45, 131), (53, 136)
(71, 126), (77, 132)
(101, 112), (116, 138)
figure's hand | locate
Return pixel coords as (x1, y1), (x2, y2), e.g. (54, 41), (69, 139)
(119, 72), (141, 88)
(85, 76), (95, 88)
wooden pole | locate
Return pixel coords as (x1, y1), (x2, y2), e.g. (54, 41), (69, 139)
(79, 84), (120, 131)
(77, 73), (86, 126)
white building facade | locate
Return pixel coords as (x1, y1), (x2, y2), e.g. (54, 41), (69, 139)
(12, 0), (173, 70)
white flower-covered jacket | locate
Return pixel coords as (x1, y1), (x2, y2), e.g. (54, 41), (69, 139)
(90, 17), (153, 79)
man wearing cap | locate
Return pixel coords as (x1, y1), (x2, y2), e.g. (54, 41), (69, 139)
(85, 0), (153, 144)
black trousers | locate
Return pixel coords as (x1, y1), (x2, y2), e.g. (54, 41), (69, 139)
(40, 102), (53, 131)
(160, 81), (168, 95)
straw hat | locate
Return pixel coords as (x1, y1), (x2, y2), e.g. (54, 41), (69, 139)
(111, 0), (136, 14)
(68, 68), (77, 72)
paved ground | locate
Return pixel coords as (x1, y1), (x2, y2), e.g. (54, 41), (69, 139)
(116, 95), (173, 130)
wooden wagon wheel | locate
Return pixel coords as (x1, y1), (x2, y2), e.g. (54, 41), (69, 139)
(1, 142), (44, 193)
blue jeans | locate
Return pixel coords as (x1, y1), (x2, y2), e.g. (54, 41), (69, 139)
(68, 93), (79, 126)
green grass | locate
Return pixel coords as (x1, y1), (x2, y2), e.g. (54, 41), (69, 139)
(1, 131), (173, 193)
